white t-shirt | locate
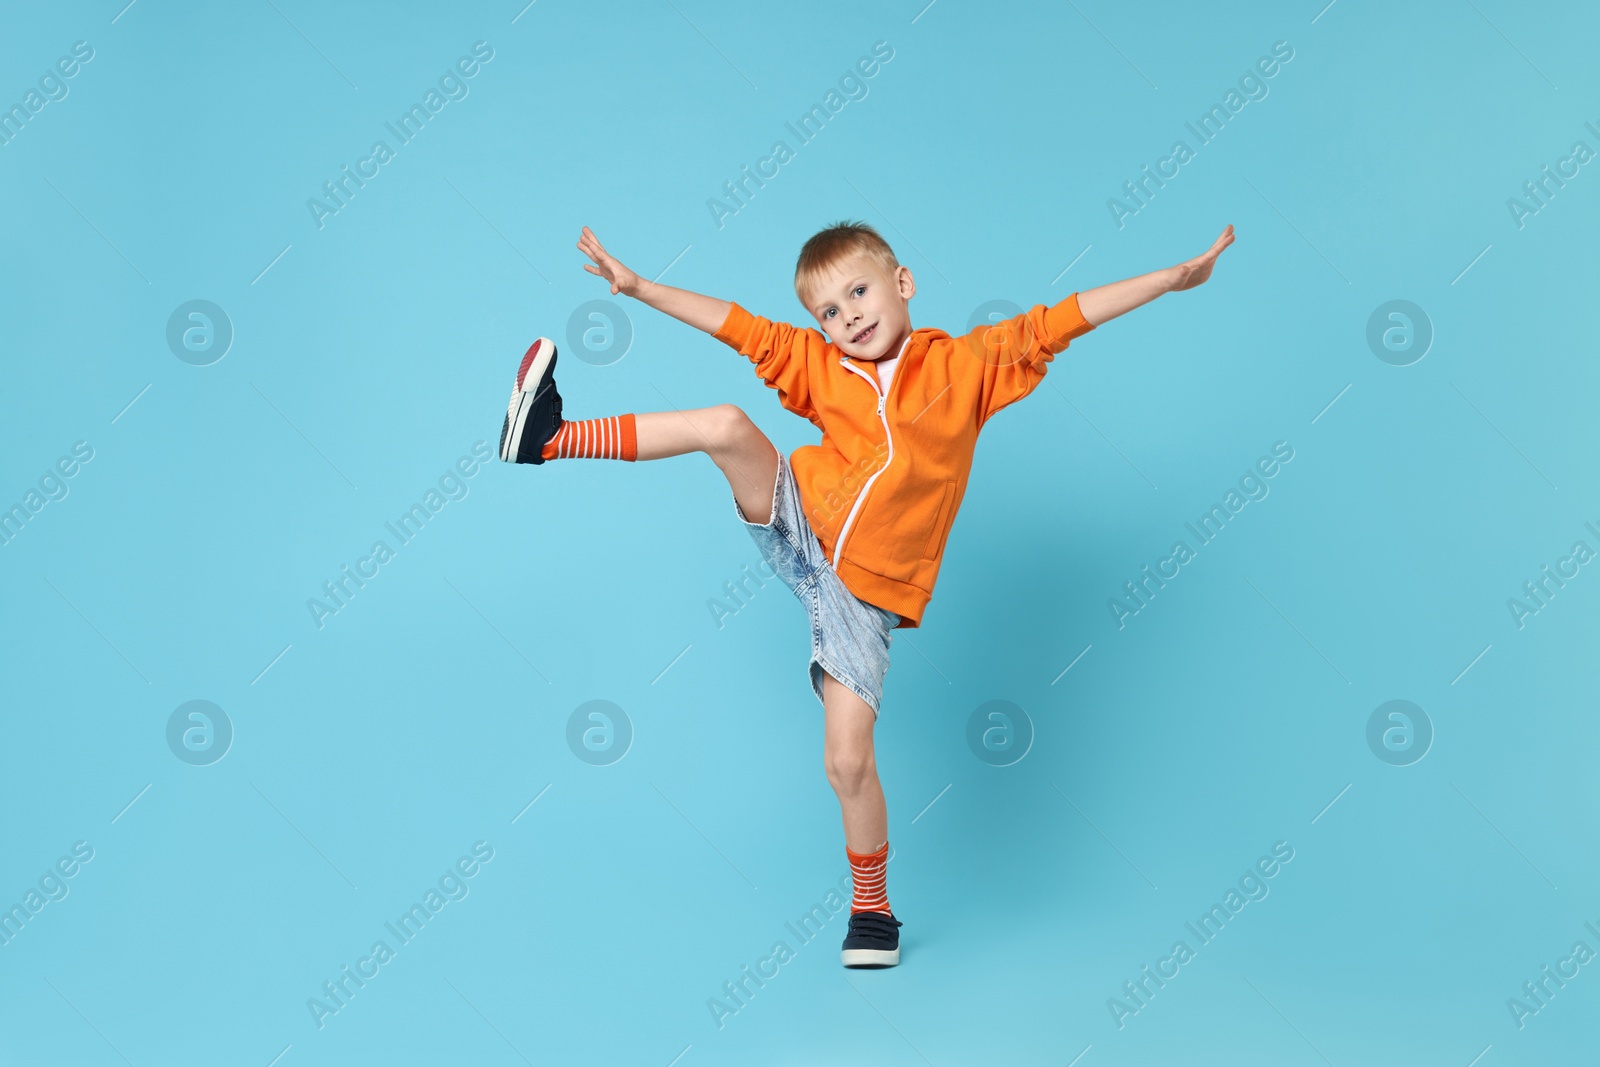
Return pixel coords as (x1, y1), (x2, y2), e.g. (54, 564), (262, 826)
(875, 352), (900, 393)
(875, 337), (910, 393)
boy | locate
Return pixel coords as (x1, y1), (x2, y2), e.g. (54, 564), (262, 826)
(499, 220), (1234, 967)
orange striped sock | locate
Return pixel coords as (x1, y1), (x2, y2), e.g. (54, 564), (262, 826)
(539, 413), (637, 461)
(847, 841), (891, 914)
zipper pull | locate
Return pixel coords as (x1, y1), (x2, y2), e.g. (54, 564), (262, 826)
(877, 394), (885, 417)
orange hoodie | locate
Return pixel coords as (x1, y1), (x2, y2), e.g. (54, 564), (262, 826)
(713, 291), (1096, 629)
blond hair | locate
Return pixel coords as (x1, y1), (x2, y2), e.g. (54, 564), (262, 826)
(794, 220), (900, 306)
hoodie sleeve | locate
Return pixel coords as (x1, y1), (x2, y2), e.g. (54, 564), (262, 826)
(713, 302), (827, 426)
(962, 292), (1096, 425)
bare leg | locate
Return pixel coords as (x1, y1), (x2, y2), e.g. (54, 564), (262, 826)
(634, 405), (780, 524)
(822, 670), (887, 853)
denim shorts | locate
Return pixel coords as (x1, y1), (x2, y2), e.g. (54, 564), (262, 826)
(733, 449), (900, 717)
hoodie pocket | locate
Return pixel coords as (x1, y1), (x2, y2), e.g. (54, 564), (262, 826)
(922, 479), (958, 560)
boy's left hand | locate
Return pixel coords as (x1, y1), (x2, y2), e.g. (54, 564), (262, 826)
(1168, 225), (1235, 291)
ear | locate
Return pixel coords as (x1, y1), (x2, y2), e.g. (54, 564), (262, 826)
(895, 265), (916, 301)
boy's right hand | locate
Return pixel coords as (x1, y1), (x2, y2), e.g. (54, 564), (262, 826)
(578, 226), (733, 336)
(578, 226), (643, 297)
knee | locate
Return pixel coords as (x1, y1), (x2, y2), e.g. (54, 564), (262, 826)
(824, 743), (876, 796)
(707, 404), (759, 453)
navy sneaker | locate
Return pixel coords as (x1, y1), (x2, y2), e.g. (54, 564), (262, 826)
(840, 910), (903, 968)
(498, 337), (563, 464)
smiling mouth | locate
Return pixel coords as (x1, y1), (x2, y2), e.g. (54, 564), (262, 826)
(851, 322), (878, 344)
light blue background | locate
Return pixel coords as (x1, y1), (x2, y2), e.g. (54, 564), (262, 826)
(2, 1), (1597, 1064)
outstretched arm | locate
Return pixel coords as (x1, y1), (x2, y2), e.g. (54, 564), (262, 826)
(579, 227), (823, 423)
(578, 226), (731, 335)
(1077, 225), (1235, 327)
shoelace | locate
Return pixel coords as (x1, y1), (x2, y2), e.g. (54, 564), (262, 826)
(848, 911), (903, 939)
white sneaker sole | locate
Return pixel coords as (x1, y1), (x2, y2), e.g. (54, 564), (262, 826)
(500, 339), (557, 462)
(841, 946), (900, 967)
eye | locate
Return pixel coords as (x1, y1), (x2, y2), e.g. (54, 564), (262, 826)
(824, 307), (836, 319)
(854, 286), (866, 297)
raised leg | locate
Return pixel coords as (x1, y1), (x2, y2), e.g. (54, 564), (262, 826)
(634, 404), (781, 525)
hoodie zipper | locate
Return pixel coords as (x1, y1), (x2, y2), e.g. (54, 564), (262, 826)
(831, 341), (905, 568)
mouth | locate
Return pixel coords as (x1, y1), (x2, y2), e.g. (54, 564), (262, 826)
(851, 322), (878, 345)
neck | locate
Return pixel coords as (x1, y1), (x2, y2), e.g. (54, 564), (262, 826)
(857, 331), (912, 362)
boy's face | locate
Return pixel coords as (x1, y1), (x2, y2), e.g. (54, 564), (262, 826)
(800, 253), (916, 362)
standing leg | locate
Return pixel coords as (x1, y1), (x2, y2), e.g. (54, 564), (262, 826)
(825, 669), (903, 966)
(822, 671), (890, 899)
